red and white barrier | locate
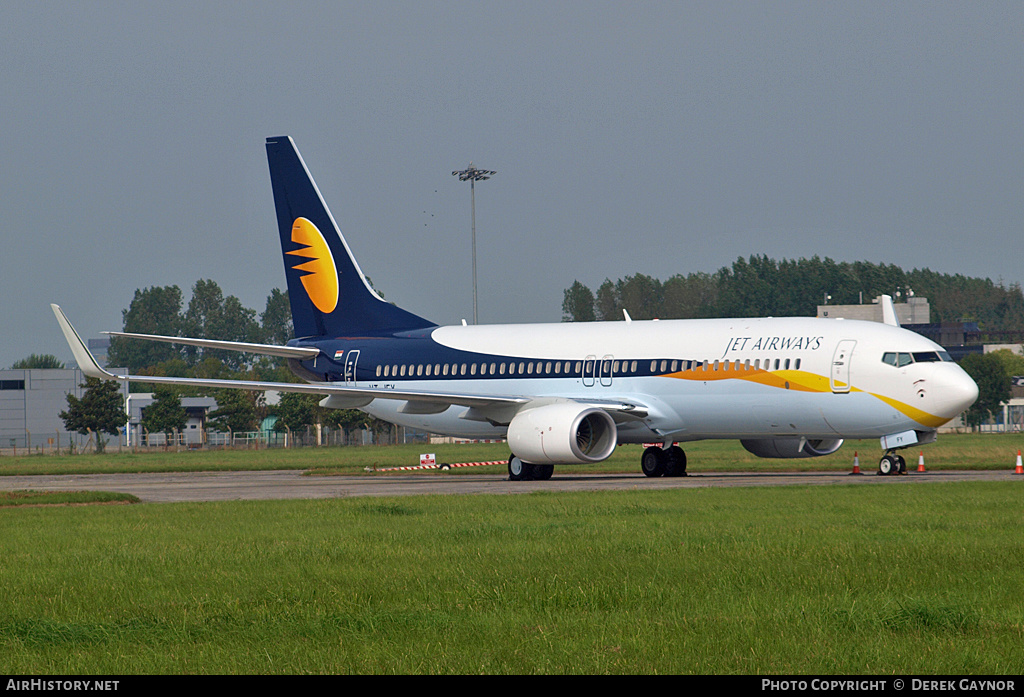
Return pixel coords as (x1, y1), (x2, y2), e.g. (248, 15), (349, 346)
(367, 460), (506, 473)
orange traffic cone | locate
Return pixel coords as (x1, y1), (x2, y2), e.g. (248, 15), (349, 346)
(850, 451), (863, 475)
(1015, 450), (1022, 475)
(917, 451), (926, 473)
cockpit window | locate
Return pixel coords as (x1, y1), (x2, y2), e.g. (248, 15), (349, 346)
(882, 350), (954, 367)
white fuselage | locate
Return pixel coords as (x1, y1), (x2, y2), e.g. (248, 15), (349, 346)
(342, 315), (977, 444)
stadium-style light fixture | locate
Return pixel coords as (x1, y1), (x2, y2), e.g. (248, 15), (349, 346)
(452, 163), (496, 325)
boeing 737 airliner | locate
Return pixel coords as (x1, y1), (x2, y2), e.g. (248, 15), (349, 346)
(52, 136), (979, 480)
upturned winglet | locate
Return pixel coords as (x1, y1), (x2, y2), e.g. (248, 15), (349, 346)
(879, 294), (901, 327)
(50, 304), (120, 381)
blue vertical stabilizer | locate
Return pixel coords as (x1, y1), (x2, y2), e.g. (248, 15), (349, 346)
(265, 136), (435, 338)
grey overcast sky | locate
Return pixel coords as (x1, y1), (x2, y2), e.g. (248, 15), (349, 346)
(2, 1), (1022, 369)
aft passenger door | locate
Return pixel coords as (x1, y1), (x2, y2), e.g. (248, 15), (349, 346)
(830, 340), (855, 393)
(344, 349), (360, 386)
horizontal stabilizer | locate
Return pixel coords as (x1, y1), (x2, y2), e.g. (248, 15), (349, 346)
(103, 331), (320, 360)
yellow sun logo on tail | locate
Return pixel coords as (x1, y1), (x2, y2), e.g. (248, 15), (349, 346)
(287, 217), (339, 313)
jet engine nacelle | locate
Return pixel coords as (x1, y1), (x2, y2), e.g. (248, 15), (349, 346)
(506, 403), (617, 465)
(740, 437), (844, 459)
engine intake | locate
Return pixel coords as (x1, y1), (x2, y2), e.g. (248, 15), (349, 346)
(740, 437), (844, 459)
(507, 403), (617, 464)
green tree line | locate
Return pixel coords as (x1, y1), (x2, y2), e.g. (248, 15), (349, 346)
(562, 255), (1024, 334)
(107, 281), (292, 374)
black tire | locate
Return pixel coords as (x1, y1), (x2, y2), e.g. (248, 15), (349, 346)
(896, 455), (907, 475)
(878, 454), (897, 476)
(508, 455), (535, 481)
(641, 446), (666, 477)
(664, 445), (687, 477)
(508, 455), (526, 481)
(534, 465), (554, 480)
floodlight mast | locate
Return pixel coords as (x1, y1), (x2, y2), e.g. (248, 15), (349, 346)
(452, 163), (496, 325)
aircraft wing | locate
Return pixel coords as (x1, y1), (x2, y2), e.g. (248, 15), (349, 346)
(54, 305), (527, 410)
(55, 305), (648, 418)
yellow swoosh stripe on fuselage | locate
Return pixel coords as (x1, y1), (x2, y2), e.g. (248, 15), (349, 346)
(664, 369), (948, 428)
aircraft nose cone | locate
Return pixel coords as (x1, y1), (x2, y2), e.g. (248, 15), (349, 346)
(939, 366), (979, 418)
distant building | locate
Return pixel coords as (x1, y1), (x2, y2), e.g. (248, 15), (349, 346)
(127, 393), (219, 446)
(817, 295), (931, 325)
(0, 368), (128, 451)
(815, 295), (989, 361)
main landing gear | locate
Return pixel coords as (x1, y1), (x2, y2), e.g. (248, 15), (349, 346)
(878, 451), (907, 476)
(507, 455), (554, 482)
(641, 445), (688, 477)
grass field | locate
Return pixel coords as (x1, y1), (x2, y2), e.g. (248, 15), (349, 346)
(2, 434), (1022, 674)
(1, 432), (1022, 478)
(2, 481), (1023, 674)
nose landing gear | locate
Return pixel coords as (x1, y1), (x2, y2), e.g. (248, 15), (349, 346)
(878, 451), (907, 476)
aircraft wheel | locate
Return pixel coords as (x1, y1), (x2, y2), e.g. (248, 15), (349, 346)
(878, 454), (898, 476)
(534, 465), (554, 480)
(896, 455), (907, 475)
(508, 455), (533, 481)
(664, 445), (688, 477)
(641, 446), (667, 477)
